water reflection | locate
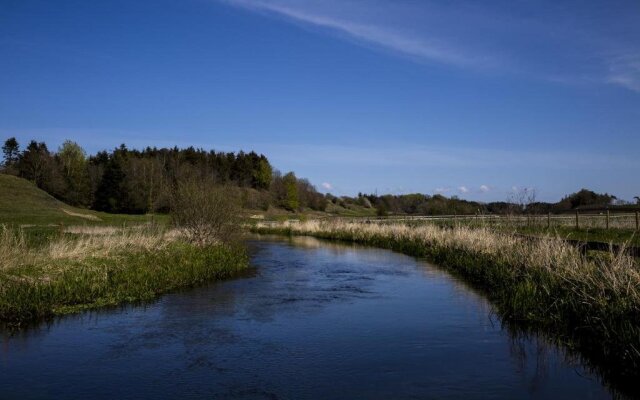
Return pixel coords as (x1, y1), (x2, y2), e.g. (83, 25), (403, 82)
(0, 238), (618, 399)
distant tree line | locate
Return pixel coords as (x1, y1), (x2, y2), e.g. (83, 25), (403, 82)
(333, 188), (629, 216)
(1, 137), (327, 214)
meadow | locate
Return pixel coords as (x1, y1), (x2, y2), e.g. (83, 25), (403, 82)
(252, 219), (640, 381)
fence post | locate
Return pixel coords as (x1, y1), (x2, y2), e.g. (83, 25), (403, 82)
(606, 209), (610, 230)
(575, 210), (579, 229)
(547, 212), (551, 229)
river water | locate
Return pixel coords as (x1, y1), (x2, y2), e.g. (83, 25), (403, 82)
(0, 236), (614, 399)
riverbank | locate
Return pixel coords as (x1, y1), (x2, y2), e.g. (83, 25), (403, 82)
(252, 220), (640, 386)
(0, 225), (248, 326)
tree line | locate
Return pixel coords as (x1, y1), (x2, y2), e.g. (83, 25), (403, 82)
(1, 137), (327, 214)
(337, 188), (634, 216)
(2, 136), (635, 216)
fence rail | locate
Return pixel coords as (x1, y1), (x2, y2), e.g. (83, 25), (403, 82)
(339, 210), (640, 231)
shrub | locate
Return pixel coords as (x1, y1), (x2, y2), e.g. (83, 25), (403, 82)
(170, 180), (241, 246)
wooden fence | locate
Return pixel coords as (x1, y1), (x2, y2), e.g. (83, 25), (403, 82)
(343, 210), (640, 231)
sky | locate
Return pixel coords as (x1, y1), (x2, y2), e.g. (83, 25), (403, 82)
(1, 0), (639, 202)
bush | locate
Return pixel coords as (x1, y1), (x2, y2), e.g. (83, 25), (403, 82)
(170, 180), (241, 246)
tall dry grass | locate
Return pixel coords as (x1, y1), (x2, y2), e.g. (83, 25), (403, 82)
(0, 225), (30, 270)
(352, 213), (640, 230)
(0, 225), (174, 270)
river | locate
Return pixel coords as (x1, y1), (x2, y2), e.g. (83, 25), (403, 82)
(0, 236), (614, 399)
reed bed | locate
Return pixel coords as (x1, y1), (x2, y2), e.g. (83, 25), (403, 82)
(0, 225), (248, 325)
(254, 219), (640, 381)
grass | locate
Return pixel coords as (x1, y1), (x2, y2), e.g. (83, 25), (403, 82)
(0, 173), (169, 228)
(0, 225), (248, 326)
(253, 219), (640, 390)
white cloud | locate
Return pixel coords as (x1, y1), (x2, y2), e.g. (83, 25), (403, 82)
(434, 187), (450, 194)
(220, 0), (489, 68)
(321, 182), (333, 190)
(458, 186), (469, 194)
(479, 185), (490, 193)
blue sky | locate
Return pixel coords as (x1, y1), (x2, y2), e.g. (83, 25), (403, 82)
(1, 0), (639, 201)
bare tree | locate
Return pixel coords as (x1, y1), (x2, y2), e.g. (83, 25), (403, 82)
(507, 187), (537, 214)
(170, 179), (242, 247)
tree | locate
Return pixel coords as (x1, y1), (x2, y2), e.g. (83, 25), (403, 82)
(58, 140), (86, 179)
(555, 189), (616, 210)
(2, 137), (20, 169)
(18, 141), (52, 187)
(254, 157), (272, 190)
(507, 187), (537, 214)
(93, 153), (127, 212)
(57, 140), (91, 206)
(124, 157), (167, 213)
(282, 172), (299, 211)
(376, 202), (389, 217)
(635, 196), (640, 205)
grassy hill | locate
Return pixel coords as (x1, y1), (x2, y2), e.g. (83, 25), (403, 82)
(0, 174), (162, 227)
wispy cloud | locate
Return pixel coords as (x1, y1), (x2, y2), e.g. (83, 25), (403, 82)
(218, 0), (640, 92)
(606, 53), (640, 92)
(434, 187), (450, 194)
(458, 186), (469, 194)
(479, 185), (490, 193)
(220, 0), (493, 68)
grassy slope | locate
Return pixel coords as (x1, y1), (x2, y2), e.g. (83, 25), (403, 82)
(324, 202), (376, 217)
(0, 174), (167, 228)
